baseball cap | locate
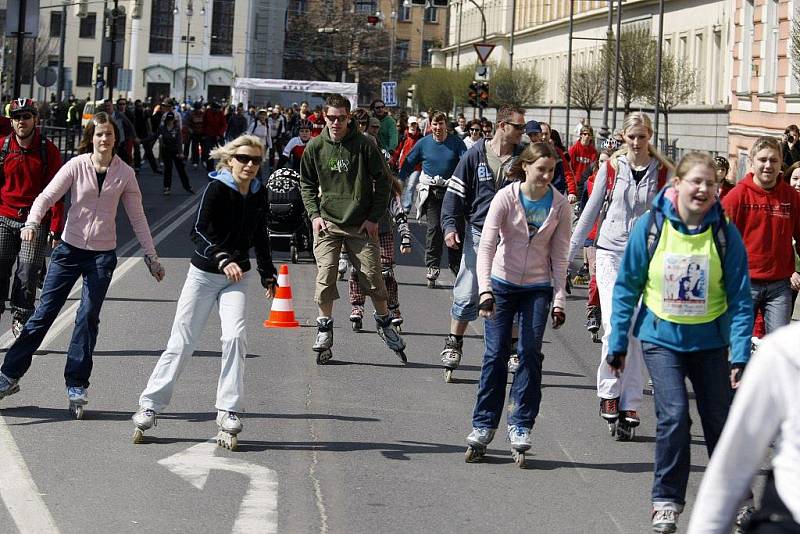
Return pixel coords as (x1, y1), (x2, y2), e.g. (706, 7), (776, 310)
(408, 116), (418, 125)
(525, 120), (542, 134)
(368, 117), (381, 128)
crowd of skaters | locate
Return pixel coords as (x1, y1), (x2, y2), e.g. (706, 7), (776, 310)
(0, 93), (798, 533)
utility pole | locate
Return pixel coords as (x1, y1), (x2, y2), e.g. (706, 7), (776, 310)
(389, 10), (396, 80)
(57, 2), (67, 102)
(600, 0), (613, 140)
(107, 0), (119, 100)
(509, 0), (516, 71)
(653, 0), (665, 145)
(611, 0), (622, 131)
(183, 1), (194, 104)
(13, 0), (28, 97)
(565, 0), (574, 145)
(455, 0), (462, 71)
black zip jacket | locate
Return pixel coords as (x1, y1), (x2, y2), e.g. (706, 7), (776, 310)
(191, 171), (277, 286)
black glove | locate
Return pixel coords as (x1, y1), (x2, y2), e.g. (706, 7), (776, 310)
(565, 274), (573, 295)
(606, 352), (626, 369)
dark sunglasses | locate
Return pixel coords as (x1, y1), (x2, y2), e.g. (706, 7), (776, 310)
(469, 128), (481, 132)
(232, 154), (262, 166)
(505, 122), (525, 131)
(325, 114), (348, 123)
(11, 113), (34, 121)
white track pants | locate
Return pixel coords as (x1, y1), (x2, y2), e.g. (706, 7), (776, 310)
(139, 265), (248, 413)
(595, 248), (644, 411)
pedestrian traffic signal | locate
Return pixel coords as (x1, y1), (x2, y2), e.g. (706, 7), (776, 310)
(478, 82), (489, 108)
(468, 81), (478, 108)
(406, 84), (416, 109)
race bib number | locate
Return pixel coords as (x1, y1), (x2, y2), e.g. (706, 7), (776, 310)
(662, 253), (708, 316)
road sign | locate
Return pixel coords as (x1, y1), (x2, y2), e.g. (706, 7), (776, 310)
(475, 65), (491, 81)
(116, 68), (132, 91)
(35, 67), (57, 88)
(381, 81), (397, 107)
(473, 43), (496, 64)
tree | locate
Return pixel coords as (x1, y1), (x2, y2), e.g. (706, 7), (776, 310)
(603, 27), (656, 114)
(283, 1), (401, 103)
(490, 65), (544, 109)
(645, 52), (698, 147)
(562, 60), (605, 121)
(400, 67), (472, 113)
(791, 8), (800, 87)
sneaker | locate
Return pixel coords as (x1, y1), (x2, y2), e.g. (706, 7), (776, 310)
(163, 188), (171, 196)
(349, 306), (364, 321)
(508, 354), (520, 374)
(507, 425), (532, 451)
(621, 410), (640, 427)
(0, 372), (20, 399)
(600, 397), (619, 421)
(132, 406), (157, 430)
(734, 503), (755, 533)
(216, 410), (242, 435)
(66, 386), (88, 405)
(651, 509), (679, 533)
(466, 427), (495, 448)
(11, 318), (24, 338)
(426, 267), (440, 281)
(390, 307), (403, 326)
(337, 255), (349, 275)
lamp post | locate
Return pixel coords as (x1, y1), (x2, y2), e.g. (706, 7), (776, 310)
(177, 0), (195, 104)
(388, 9), (397, 80)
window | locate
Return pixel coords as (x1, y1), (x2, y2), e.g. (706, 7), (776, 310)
(762, 0), (778, 93)
(47, 55), (59, 68)
(292, 0), (307, 13)
(397, 0), (410, 21)
(50, 11), (62, 38)
(396, 40), (409, 62)
(422, 39), (435, 66)
(355, 0), (376, 14)
(149, 0), (175, 54)
(76, 57), (94, 87)
(693, 32), (705, 103)
(210, 0), (235, 56)
(424, 6), (437, 23)
(739, 0), (754, 93)
(80, 13), (97, 38)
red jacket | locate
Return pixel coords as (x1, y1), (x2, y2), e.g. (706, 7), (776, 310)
(203, 109), (227, 138)
(722, 173), (800, 281)
(568, 141), (597, 188)
(556, 147), (577, 195)
(0, 131), (65, 233)
(391, 130), (422, 171)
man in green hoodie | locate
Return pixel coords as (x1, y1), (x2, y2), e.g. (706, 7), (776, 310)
(300, 94), (406, 363)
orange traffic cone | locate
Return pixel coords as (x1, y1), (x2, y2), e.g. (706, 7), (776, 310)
(264, 264), (300, 328)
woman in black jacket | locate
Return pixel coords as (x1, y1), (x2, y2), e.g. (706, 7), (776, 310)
(132, 134), (277, 450)
(159, 112), (193, 195)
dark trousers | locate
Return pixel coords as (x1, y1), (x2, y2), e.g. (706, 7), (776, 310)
(1, 243), (117, 387)
(184, 134), (203, 164)
(135, 138), (161, 173)
(162, 151), (192, 191)
(423, 189), (461, 271)
(0, 216), (50, 323)
(203, 135), (222, 172)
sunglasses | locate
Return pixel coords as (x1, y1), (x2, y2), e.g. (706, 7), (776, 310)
(232, 154), (262, 166)
(326, 114), (348, 123)
(505, 122), (525, 131)
(12, 113), (34, 121)
(469, 128), (481, 132)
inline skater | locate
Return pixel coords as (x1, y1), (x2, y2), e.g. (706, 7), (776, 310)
(280, 119), (312, 171)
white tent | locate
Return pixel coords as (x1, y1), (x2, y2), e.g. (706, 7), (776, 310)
(231, 78), (359, 109)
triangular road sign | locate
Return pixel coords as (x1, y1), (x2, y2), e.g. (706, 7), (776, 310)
(473, 43), (496, 64)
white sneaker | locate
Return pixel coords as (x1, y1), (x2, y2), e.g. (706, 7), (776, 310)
(507, 425), (531, 451)
(651, 508), (679, 533)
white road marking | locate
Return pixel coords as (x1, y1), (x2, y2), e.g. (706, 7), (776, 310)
(159, 441), (279, 533)
(0, 196), (198, 530)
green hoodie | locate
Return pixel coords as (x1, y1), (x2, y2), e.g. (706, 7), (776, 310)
(300, 119), (390, 226)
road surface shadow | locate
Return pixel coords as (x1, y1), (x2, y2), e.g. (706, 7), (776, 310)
(21, 349), (263, 359)
(235, 438), (466, 459)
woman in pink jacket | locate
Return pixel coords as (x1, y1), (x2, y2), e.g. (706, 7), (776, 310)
(465, 142), (571, 467)
(0, 112), (165, 418)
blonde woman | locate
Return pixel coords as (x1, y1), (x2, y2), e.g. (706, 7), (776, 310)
(568, 112), (673, 440)
(132, 134), (277, 450)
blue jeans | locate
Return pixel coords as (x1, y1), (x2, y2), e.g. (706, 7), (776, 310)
(472, 282), (552, 430)
(1, 243), (117, 388)
(451, 225), (482, 322)
(751, 279), (792, 335)
(401, 170), (420, 213)
(641, 342), (731, 509)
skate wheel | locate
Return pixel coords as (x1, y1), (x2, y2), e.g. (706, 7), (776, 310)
(133, 428), (145, 444)
(427, 280), (436, 288)
(216, 432), (239, 451)
(607, 421), (617, 436)
(443, 368), (453, 383)
(290, 245), (299, 264)
(316, 349), (333, 365)
(395, 324), (402, 333)
(465, 446), (484, 463)
(351, 320), (361, 332)
(592, 332), (601, 343)
(71, 405), (84, 420)
(513, 450), (527, 468)
(396, 350), (407, 364)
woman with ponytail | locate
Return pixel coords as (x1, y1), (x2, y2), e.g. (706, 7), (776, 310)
(567, 112), (673, 441)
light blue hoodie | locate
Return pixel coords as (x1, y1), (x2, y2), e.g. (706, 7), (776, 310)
(609, 187), (754, 365)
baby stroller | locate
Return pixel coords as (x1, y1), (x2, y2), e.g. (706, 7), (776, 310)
(264, 168), (313, 263)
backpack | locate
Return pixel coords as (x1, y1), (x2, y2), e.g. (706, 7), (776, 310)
(0, 132), (50, 185)
(644, 208), (728, 281)
(596, 159), (669, 238)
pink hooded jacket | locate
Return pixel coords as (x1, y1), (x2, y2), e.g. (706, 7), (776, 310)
(477, 181), (572, 309)
(27, 153), (156, 256)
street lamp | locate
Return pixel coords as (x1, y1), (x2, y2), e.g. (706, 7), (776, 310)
(179, 0), (195, 104)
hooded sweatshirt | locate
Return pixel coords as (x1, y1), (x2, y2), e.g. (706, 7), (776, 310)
(568, 141), (597, 187)
(609, 187), (753, 365)
(721, 173), (800, 282)
(299, 119), (389, 227)
(191, 170), (276, 285)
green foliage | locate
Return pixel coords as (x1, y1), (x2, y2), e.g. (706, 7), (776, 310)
(645, 51), (699, 142)
(400, 67), (472, 112)
(490, 64), (544, 108)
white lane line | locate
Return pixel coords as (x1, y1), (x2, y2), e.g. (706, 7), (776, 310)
(0, 196), (199, 351)
(0, 413), (60, 533)
(0, 196), (198, 532)
(159, 440), (279, 533)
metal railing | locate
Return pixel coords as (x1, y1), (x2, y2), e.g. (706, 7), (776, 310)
(41, 125), (81, 163)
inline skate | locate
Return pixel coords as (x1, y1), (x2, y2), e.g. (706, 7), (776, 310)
(440, 335), (463, 383)
(0, 373), (20, 400)
(67, 386), (88, 419)
(586, 305), (601, 343)
(426, 267), (440, 288)
(508, 425), (532, 468)
(349, 305), (363, 332)
(374, 312), (407, 363)
(465, 427), (495, 463)
(215, 410), (242, 450)
(313, 317), (334, 365)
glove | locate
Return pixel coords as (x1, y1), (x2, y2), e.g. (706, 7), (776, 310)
(565, 274), (573, 295)
(606, 352), (626, 370)
(48, 231), (61, 247)
(144, 254), (166, 282)
(551, 308), (565, 329)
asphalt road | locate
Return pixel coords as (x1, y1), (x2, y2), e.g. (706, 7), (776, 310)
(0, 165), (770, 533)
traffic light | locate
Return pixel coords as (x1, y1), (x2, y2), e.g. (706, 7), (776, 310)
(468, 81), (478, 108)
(406, 84), (416, 109)
(95, 64), (105, 88)
(478, 82), (489, 108)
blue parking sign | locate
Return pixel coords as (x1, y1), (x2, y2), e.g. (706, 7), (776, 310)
(381, 82), (397, 107)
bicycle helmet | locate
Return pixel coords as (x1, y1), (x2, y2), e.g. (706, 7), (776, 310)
(713, 155), (730, 173)
(601, 137), (621, 151)
(9, 98), (38, 117)
(298, 119), (313, 131)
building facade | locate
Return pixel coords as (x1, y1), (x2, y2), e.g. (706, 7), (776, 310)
(5, 0), (284, 104)
(438, 0), (734, 154)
